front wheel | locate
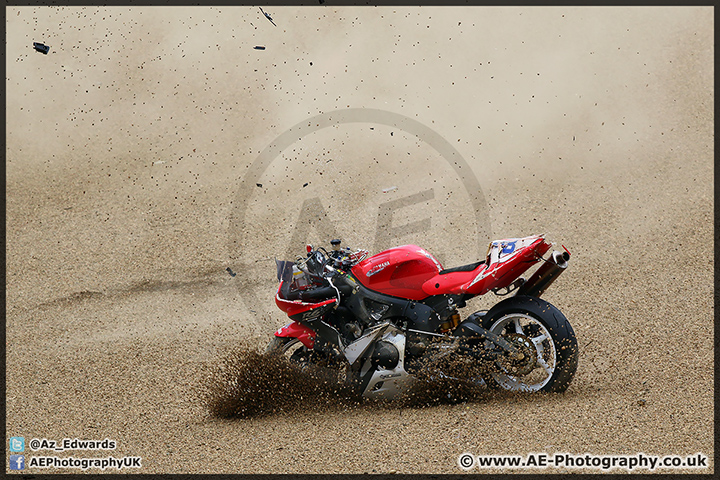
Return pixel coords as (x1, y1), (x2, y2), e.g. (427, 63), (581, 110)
(265, 336), (314, 367)
(265, 336), (348, 386)
(480, 295), (578, 393)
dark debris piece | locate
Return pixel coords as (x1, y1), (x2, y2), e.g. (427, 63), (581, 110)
(33, 42), (50, 54)
(259, 7), (276, 27)
(226, 267), (237, 277)
(254, 46), (266, 50)
(303, 182), (309, 187)
(256, 183), (263, 187)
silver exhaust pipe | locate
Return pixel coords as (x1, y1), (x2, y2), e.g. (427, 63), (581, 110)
(515, 250), (570, 298)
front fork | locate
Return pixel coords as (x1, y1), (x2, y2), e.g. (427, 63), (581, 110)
(275, 319), (347, 364)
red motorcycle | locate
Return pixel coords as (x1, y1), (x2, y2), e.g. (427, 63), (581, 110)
(267, 235), (578, 398)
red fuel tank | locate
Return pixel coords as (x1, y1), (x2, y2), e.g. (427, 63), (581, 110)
(350, 245), (443, 300)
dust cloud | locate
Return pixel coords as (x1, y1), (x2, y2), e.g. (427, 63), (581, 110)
(6, 6), (713, 474)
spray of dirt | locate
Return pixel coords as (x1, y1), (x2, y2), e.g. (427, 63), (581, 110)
(395, 345), (501, 408)
(203, 345), (359, 419)
(202, 343), (516, 419)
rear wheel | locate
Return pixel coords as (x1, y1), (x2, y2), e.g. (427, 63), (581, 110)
(480, 295), (578, 393)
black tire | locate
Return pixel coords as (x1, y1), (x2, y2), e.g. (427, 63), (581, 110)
(265, 336), (346, 385)
(479, 295), (578, 393)
(265, 336), (297, 355)
(265, 336), (312, 366)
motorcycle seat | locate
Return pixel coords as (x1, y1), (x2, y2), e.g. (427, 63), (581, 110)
(439, 260), (485, 275)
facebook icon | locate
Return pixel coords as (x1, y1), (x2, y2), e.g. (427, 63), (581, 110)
(10, 454), (25, 470)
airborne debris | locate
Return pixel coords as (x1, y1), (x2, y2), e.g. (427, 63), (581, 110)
(204, 347), (360, 419)
(33, 42), (50, 54)
(259, 7), (276, 26)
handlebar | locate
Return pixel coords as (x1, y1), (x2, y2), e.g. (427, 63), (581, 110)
(295, 243), (368, 277)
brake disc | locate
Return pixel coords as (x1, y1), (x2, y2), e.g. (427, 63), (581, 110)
(497, 333), (537, 377)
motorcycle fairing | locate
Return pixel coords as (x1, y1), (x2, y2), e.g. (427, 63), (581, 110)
(461, 235), (550, 295)
(274, 321), (316, 349)
(343, 322), (391, 365)
(275, 281), (337, 317)
(359, 328), (415, 399)
(419, 235), (551, 297)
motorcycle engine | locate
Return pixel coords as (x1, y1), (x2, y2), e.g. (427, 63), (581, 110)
(370, 340), (399, 370)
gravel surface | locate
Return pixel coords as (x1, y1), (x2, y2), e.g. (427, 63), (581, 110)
(6, 6), (713, 475)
